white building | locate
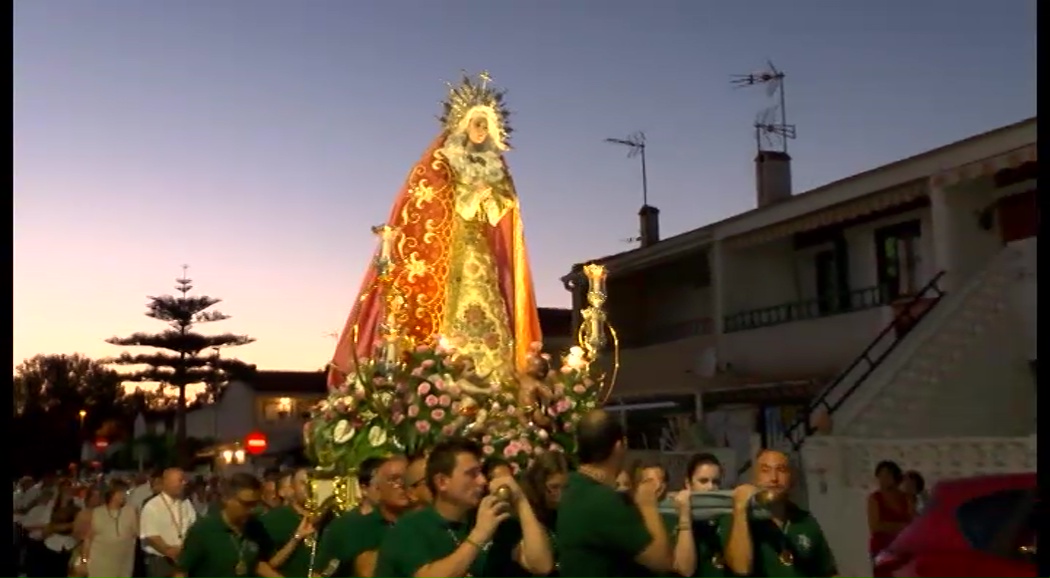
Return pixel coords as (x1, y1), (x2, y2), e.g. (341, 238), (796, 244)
(564, 118), (1037, 575)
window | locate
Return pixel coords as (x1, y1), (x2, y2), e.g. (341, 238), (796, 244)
(261, 397), (296, 422)
(874, 220), (922, 302)
(956, 488), (1036, 559)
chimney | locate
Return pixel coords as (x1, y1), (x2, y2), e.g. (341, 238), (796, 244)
(639, 204), (660, 247)
(755, 150), (793, 207)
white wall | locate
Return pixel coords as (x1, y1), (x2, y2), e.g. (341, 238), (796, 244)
(723, 240), (798, 313)
(719, 307), (888, 377)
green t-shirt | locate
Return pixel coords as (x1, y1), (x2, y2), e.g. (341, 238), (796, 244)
(177, 512), (275, 578)
(717, 504), (838, 577)
(259, 505), (312, 578)
(373, 505), (523, 578)
(314, 509), (395, 577)
(555, 473), (654, 577)
(692, 517), (729, 578)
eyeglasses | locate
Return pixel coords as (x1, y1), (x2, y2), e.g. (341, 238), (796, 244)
(405, 478), (426, 490)
(379, 476), (406, 489)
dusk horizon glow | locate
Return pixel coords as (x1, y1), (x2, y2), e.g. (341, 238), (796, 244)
(14, 1), (1036, 376)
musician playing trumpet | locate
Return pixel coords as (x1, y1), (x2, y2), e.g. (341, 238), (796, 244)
(721, 450), (839, 578)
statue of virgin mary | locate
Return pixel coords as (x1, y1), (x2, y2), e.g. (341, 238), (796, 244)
(328, 72), (542, 388)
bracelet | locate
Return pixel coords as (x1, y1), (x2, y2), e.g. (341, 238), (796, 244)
(677, 525), (692, 531)
(463, 536), (485, 550)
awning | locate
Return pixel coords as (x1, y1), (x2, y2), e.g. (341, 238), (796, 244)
(725, 181), (926, 249)
(930, 144), (1037, 188)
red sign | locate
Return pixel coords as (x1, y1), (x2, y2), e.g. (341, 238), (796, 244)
(245, 431), (268, 455)
(94, 439), (109, 451)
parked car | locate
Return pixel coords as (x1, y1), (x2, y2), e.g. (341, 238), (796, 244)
(873, 472), (1036, 577)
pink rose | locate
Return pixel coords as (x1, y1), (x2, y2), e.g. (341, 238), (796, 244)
(560, 366), (573, 374)
(482, 435), (493, 444)
(421, 359), (436, 369)
(438, 394), (452, 407)
(425, 395), (439, 407)
(573, 384), (586, 394)
(408, 405), (420, 417)
(411, 367), (424, 377)
(556, 399), (572, 413)
(442, 424), (456, 436)
(432, 377), (446, 391)
(483, 445), (495, 455)
(431, 408), (446, 421)
(417, 382), (431, 396)
(415, 345), (431, 353)
(583, 378), (595, 387)
(393, 413), (405, 425)
(415, 420), (431, 433)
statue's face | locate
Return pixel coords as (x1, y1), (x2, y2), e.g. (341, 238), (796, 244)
(467, 115), (489, 145)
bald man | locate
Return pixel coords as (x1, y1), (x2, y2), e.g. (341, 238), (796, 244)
(557, 410), (675, 577)
(722, 450), (838, 577)
(140, 468), (197, 577)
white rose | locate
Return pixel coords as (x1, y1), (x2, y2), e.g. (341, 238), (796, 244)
(332, 420), (355, 444)
(367, 426), (388, 448)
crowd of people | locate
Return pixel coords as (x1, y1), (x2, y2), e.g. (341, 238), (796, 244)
(12, 409), (840, 577)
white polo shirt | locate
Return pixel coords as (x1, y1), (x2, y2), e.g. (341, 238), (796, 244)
(22, 500), (54, 541)
(139, 493), (196, 556)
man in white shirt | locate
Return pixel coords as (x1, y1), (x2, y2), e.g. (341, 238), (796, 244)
(140, 468), (197, 578)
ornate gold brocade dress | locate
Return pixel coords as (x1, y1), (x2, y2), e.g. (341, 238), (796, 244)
(442, 179), (517, 383)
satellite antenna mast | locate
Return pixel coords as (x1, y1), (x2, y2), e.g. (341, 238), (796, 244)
(730, 61), (796, 154)
(605, 132), (648, 206)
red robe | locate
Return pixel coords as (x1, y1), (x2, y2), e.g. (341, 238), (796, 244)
(327, 134), (542, 387)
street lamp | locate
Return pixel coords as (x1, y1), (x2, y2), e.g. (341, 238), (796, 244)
(78, 409), (86, 425)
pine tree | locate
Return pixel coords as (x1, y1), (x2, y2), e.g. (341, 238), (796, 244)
(106, 266), (256, 465)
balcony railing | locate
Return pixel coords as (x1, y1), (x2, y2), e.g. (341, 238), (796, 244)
(723, 286), (885, 333)
(621, 317), (714, 348)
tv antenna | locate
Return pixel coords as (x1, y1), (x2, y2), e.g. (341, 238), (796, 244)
(605, 132), (648, 206)
(731, 60), (796, 154)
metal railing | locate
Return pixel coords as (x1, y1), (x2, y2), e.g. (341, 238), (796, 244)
(735, 271), (948, 478)
(723, 286), (885, 333)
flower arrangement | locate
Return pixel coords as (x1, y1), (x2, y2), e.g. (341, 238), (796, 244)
(305, 337), (610, 474)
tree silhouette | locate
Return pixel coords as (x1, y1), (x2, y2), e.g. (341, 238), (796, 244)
(13, 353), (129, 472)
(106, 267), (256, 465)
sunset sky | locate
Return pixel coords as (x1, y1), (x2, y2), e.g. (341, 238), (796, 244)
(14, 0), (1036, 373)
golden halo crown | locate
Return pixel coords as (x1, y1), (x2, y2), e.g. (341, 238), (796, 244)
(439, 71), (513, 147)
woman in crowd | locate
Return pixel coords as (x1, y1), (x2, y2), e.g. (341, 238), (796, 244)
(69, 486), (103, 576)
(518, 451), (570, 577)
(79, 479), (137, 578)
(867, 460), (913, 576)
(902, 469), (929, 514)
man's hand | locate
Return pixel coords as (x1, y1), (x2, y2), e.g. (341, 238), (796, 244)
(633, 477), (662, 509)
(672, 490), (692, 515)
(471, 495), (511, 544)
(732, 484), (758, 510)
(165, 545), (182, 561)
(293, 516), (316, 541)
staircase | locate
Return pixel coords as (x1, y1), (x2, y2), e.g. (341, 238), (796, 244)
(735, 271), (949, 479)
(736, 246), (1030, 481)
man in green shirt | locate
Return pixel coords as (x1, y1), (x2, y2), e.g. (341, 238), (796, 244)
(629, 459), (696, 577)
(556, 410), (675, 577)
(721, 450), (839, 578)
(313, 455), (413, 577)
(175, 473), (280, 578)
(260, 468), (316, 578)
(404, 450), (432, 510)
(374, 437), (554, 577)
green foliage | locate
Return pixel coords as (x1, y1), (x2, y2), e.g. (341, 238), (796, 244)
(14, 353), (127, 418)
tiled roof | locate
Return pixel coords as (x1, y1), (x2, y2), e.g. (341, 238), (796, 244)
(241, 371), (327, 394)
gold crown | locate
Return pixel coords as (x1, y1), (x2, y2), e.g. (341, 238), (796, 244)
(439, 71), (513, 146)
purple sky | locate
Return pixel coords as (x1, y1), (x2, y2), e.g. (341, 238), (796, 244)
(14, 0), (1036, 372)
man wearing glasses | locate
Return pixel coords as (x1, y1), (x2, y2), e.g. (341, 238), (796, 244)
(174, 473), (279, 577)
(260, 468), (317, 577)
(314, 455), (413, 577)
(404, 450), (433, 510)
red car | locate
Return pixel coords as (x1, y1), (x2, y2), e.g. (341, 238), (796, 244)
(873, 472), (1037, 577)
